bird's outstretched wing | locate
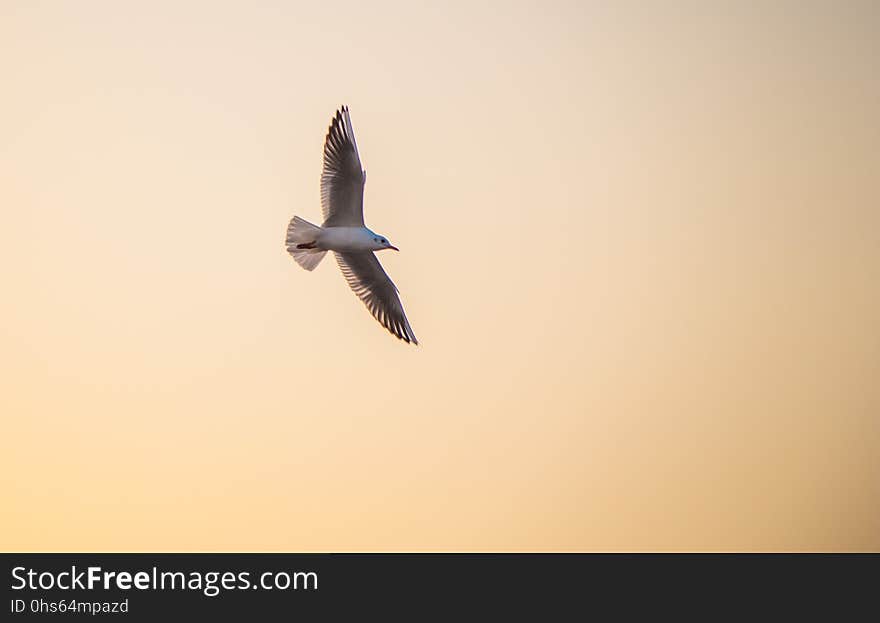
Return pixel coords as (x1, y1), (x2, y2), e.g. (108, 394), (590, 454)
(321, 106), (366, 227)
(335, 252), (418, 344)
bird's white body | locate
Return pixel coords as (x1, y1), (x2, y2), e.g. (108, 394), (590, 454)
(316, 226), (386, 253)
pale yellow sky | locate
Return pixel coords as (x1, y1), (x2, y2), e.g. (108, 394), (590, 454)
(1, 1), (878, 551)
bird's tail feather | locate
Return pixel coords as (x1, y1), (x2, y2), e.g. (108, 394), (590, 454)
(286, 216), (326, 271)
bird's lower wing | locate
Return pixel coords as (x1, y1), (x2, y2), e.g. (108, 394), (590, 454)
(335, 252), (418, 344)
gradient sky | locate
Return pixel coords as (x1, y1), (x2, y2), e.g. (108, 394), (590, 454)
(1, 1), (877, 551)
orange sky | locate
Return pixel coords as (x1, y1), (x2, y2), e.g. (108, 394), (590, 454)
(1, 1), (877, 551)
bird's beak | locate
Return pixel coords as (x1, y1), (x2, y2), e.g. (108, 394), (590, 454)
(389, 245), (399, 251)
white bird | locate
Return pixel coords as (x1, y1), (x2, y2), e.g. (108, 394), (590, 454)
(285, 106), (418, 344)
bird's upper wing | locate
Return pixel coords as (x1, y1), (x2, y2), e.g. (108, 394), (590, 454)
(321, 106), (366, 227)
(335, 252), (418, 344)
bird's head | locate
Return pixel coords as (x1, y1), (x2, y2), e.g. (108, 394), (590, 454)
(371, 235), (399, 252)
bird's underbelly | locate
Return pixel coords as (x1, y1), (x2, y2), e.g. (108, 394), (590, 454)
(317, 226), (373, 252)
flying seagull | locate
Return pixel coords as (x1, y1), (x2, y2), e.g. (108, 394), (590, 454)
(285, 106), (418, 344)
